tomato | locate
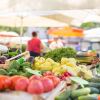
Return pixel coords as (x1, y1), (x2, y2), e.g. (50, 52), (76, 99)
(27, 80), (44, 94)
(15, 77), (29, 91)
(43, 71), (54, 76)
(10, 75), (24, 90)
(29, 75), (41, 82)
(41, 77), (54, 92)
(4, 77), (12, 89)
(45, 76), (60, 87)
(98, 95), (100, 100)
(0, 75), (11, 90)
(0, 75), (6, 90)
(63, 72), (69, 77)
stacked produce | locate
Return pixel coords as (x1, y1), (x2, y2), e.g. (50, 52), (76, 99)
(55, 77), (100, 100)
(0, 58), (34, 77)
(0, 45), (26, 64)
(0, 74), (60, 94)
(33, 57), (93, 80)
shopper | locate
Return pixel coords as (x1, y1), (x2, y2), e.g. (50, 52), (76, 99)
(27, 32), (44, 57)
(49, 37), (63, 50)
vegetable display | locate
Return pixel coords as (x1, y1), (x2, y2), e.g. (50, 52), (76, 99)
(0, 58), (40, 77)
(55, 77), (100, 100)
(33, 57), (93, 80)
(44, 47), (77, 62)
(0, 46), (99, 100)
(0, 75), (60, 94)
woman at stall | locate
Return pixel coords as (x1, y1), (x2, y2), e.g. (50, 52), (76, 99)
(27, 31), (44, 57)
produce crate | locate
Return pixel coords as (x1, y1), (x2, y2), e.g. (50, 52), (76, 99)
(0, 81), (66, 100)
(0, 51), (30, 69)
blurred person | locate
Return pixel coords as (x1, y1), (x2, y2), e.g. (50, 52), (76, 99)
(27, 32), (44, 57)
(49, 37), (63, 50)
(76, 43), (81, 51)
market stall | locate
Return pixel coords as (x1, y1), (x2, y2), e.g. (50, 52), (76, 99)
(0, 46), (99, 100)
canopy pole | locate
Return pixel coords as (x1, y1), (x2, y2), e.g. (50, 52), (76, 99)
(20, 16), (24, 53)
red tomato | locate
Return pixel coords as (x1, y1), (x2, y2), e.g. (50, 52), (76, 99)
(15, 77), (29, 91)
(0, 75), (11, 90)
(45, 76), (60, 87)
(4, 77), (12, 89)
(98, 95), (100, 100)
(43, 71), (54, 76)
(63, 72), (69, 77)
(29, 75), (41, 82)
(41, 77), (54, 92)
(0, 75), (6, 90)
(10, 75), (24, 90)
(27, 80), (44, 94)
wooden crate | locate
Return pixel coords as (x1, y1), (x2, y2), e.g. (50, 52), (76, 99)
(0, 51), (30, 69)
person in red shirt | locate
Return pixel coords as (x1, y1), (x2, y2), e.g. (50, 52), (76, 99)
(27, 32), (44, 57)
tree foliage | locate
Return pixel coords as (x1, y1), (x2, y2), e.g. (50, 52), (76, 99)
(0, 26), (27, 35)
(80, 22), (100, 30)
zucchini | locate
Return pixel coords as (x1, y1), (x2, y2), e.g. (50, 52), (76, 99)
(88, 77), (100, 83)
(71, 88), (91, 98)
(85, 82), (100, 88)
(78, 94), (98, 100)
(55, 89), (71, 100)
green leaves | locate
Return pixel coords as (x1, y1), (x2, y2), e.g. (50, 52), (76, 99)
(0, 26), (27, 34)
(80, 22), (100, 30)
(44, 47), (76, 62)
(25, 68), (42, 76)
(70, 77), (89, 88)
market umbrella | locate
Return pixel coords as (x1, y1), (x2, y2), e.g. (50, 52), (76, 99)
(0, 12), (68, 36)
(0, 12), (68, 51)
(47, 27), (84, 37)
(0, 31), (19, 37)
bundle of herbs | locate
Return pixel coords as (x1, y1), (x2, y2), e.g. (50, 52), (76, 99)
(44, 47), (77, 62)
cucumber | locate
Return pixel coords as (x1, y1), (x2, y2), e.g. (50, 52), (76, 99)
(78, 94), (98, 100)
(88, 77), (100, 83)
(55, 89), (71, 100)
(85, 82), (100, 88)
(71, 88), (91, 98)
(89, 87), (99, 94)
(68, 97), (72, 100)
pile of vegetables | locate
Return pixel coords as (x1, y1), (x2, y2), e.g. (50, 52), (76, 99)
(44, 47), (77, 62)
(0, 74), (60, 94)
(55, 77), (100, 100)
(0, 45), (26, 64)
(0, 48), (20, 64)
(0, 58), (42, 77)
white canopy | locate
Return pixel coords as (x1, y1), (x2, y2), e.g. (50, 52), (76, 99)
(0, 31), (19, 37)
(0, 12), (68, 27)
(0, 0), (100, 12)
